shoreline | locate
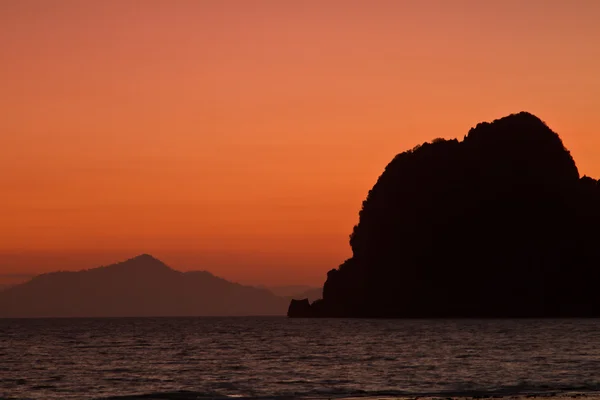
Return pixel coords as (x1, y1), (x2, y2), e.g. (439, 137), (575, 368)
(339, 395), (598, 400)
(100, 392), (600, 400)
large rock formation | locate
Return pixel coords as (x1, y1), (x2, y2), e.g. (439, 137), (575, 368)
(289, 112), (600, 318)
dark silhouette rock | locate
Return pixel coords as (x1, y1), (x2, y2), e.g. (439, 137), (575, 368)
(289, 112), (600, 318)
(269, 286), (323, 304)
(287, 299), (313, 317)
(0, 254), (289, 317)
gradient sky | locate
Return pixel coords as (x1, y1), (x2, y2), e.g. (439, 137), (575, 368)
(1, 0), (600, 286)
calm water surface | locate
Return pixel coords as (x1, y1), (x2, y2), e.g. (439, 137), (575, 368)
(2, 318), (600, 399)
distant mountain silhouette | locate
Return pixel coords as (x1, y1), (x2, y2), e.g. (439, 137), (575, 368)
(0, 254), (289, 317)
(289, 112), (600, 318)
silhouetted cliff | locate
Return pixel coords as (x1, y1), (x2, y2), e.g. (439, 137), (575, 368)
(0, 254), (289, 317)
(289, 112), (600, 318)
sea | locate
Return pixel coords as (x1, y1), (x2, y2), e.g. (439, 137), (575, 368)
(2, 317), (600, 400)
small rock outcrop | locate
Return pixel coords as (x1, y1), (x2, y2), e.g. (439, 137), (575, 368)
(287, 299), (313, 317)
(289, 112), (600, 318)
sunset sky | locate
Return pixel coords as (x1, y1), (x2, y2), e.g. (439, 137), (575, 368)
(1, 0), (600, 286)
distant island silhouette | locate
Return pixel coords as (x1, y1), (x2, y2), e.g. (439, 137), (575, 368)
(0, 254), (290, 317)
(289, 112), (600, 318)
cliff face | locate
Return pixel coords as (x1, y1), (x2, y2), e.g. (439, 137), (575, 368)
(290, 112), (600, 318)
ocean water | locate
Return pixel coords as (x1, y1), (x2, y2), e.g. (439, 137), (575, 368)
(2, 318), (600, 400)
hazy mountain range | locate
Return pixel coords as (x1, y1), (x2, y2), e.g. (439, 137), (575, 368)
(0, 254), (319, 317)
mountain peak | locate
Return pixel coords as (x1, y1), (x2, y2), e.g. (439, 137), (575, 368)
(108, 254), (174, 273)
(130, 253), (160, 262)
(502, 111), (543, 123)
(463, 111), (579, 182)
(466, 112), (559, 144)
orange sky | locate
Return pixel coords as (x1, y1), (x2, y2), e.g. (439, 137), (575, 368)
(1, 0), (600, 286)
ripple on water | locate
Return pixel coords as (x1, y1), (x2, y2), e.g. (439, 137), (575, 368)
(2, 318), (600, 400)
